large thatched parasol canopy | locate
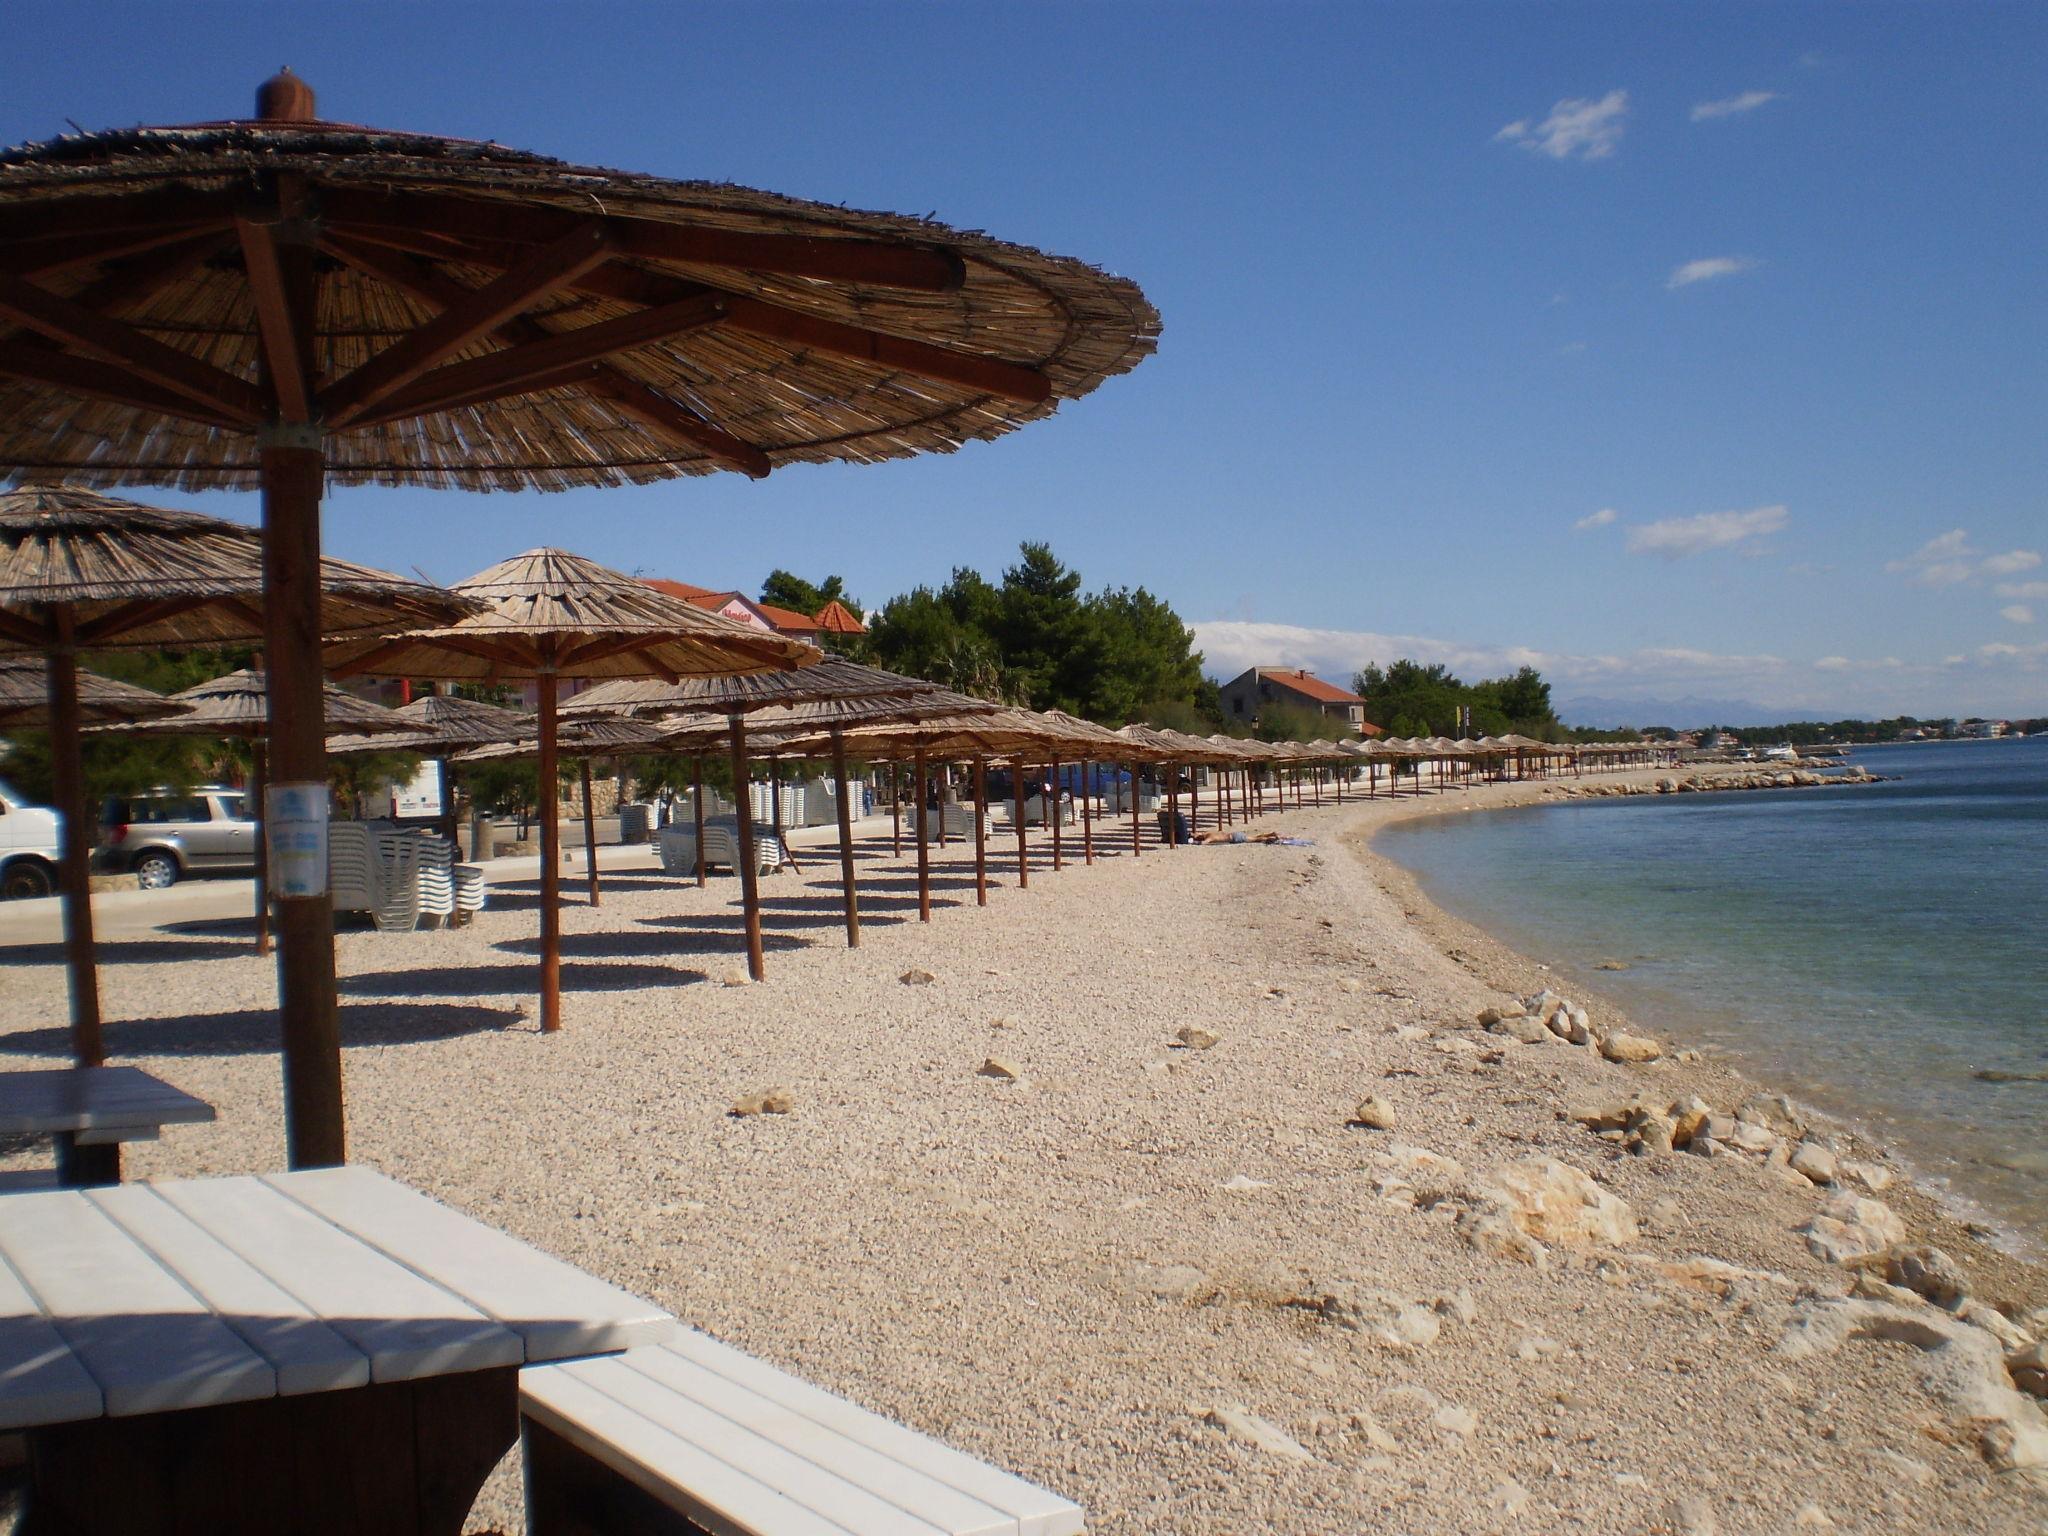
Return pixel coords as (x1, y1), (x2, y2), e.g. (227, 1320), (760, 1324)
(0, 75), (1158, 489)
(0, 487), (478, 651)
(0, 72), (1156, 1170)
(326, 548), (814, 684)
(324, 690), (532, 756)
(0, 656), (183, 727)
(128, 667), (415, 739)
(565, 657), (969, 719)
(0, 486), (475, 1078)
(330, 546), (814, 1022)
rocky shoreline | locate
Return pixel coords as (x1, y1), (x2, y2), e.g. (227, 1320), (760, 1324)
(1543, 765), (1882, 799)
(1352, 773), (2048, 1508)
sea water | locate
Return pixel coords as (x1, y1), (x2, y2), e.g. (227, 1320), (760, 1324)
(1375, 737), (2048, 1241)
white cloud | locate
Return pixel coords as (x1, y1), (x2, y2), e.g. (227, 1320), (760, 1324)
(1495, 90), (1629, 161)
(1979, 640), (2048, 663)
(1996, 580), (2048, 600)
(1983, 549), (2043, 577)
(1559, 340), (1588, 356)
(2002, 605), (2036, 625)
(1668, 255), (1760, 290)
(1191, 619), (2046, 716)
(1625, 504), (1788, 558)
(1887, 530), (2043, 589)
(1691, 90), (1782, 122)
(1573, 507), (1618, 531)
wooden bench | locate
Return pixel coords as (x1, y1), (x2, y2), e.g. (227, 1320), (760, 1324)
(520, 1330), (1086, 1536)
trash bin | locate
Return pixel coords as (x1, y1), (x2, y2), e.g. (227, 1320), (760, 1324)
(617, 803), (652, 843)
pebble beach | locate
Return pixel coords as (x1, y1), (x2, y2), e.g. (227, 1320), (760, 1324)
(4, 766), (2045, 1535)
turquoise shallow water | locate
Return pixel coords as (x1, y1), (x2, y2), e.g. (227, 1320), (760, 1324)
(1376, 737), (2048, 1239)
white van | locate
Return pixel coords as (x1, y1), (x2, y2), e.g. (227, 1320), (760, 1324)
(0, 777), (62, 900)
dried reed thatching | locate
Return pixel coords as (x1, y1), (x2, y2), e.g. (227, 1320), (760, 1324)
(0, 487), (479, 651)
(126, 667), (414, 739)
(324, 691), (532, 756)
(566, 657), (971, 718)
(0, 655), (184, 726)
(325, 548), (815, 682)
(454, 714), (662, 764)
(0, 78), (1158, 491)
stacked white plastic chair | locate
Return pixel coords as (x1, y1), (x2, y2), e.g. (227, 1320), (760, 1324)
(328, 822), (379, 917)
(657, 816), (784, 876)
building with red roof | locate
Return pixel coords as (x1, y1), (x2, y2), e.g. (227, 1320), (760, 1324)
(639, 579), (865, 646)
(1217, 667), (1380, 736)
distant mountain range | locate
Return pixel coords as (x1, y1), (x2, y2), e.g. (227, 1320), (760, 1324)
(1555, 694), (1781, 731)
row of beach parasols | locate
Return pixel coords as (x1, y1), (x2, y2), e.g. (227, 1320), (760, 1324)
(0, 505), (1664, 1184)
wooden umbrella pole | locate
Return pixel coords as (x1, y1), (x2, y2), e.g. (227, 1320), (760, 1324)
(45, 612), (105, 1075)
(1130, 761), (1142, 857)
(972, 756), (988, 906)
(831, 729), (860, 947)
(261, 429), (346, 1166)
(1050, 757), (1063, 871)
(251, 741), (271, 956)
(691, 755), (707, 888)
(1013, 759), (1029, 888)
(536, 667), (563, 1033)
(580, 759), (600, 907)
(914, 747), (931, 922)
(1191, 764), (1202, 833)
(889, 761), (901, 855)
(1081, 758), (1094, 864)
(728, 712), (765, 982)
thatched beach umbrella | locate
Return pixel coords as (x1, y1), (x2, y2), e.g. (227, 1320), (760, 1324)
(0, 657), (183, 728)
(448, 712), (662, 907)
(572, 660), (996, 966)
(327, 548), (809, 1030)
(0, 73), (1154, 1166)
(121, 667), (418, 954)
(0, 487), (471, 1071)
(639, 687), (1008, 942)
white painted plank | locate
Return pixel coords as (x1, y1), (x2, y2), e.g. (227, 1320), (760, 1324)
(0, 1190), (273, 1417)
(521, 1367), (860, 1536)
(152, 1176), (520, 1382)
(72, 1125), (159, 1147)
(0, 1067), (214, 1137)
(85, 1186), (369, 1397)
(264, 1167), (670, 1361)
(533, 1354), (950, 1536)
(668, 1332), (1084, 1536)
(0, 1249), (101, 1430)
(620, 1346), (1013, 1536)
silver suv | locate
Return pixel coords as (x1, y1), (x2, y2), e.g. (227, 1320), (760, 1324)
(99, 787), (256, 889)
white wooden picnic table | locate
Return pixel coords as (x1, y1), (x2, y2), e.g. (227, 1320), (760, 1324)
(0, 1065), (215, 1187)
(0, 1165), (673, 1534)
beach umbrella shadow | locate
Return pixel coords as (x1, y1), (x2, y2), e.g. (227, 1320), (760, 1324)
(0, 1001), (523, 1059)
(340, 960), (708, 998)
(0, 938), (259, 967)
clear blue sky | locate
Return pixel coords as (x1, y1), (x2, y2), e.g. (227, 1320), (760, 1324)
(6, 2), (2044, 723)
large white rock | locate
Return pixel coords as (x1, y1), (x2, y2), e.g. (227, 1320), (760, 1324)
(1798, 1192), (1904, 1264)
(1458, 1157), (1636, 1265)
(1776, 1296), (2048, 1474)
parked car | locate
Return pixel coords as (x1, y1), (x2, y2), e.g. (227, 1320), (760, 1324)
(0, 777), (62, 900)
(98, 787), (257, 889)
